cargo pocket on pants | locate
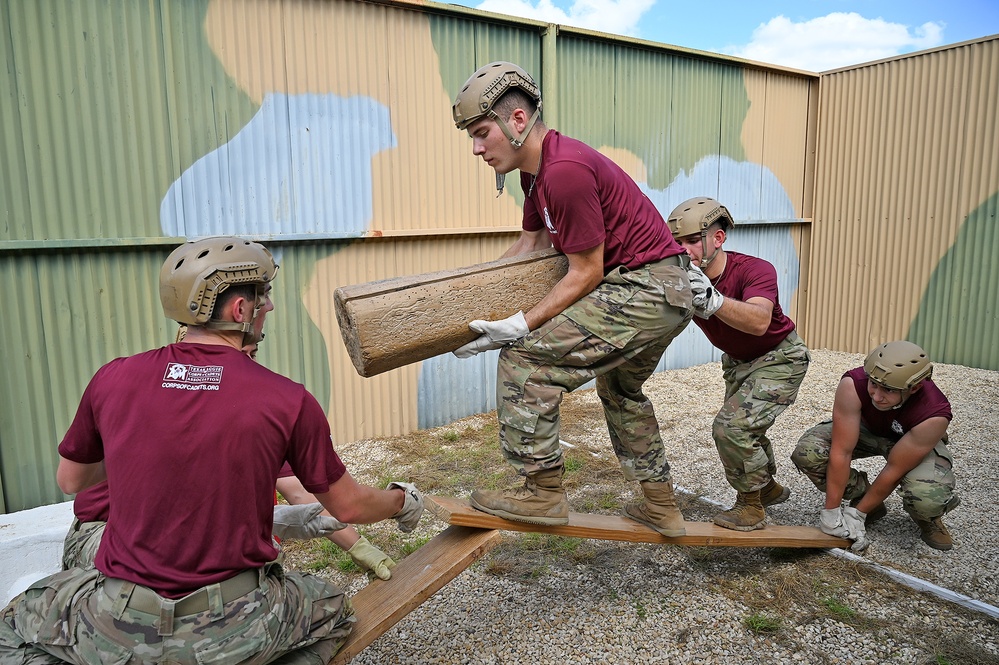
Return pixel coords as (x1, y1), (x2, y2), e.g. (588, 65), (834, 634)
(194, 609), (273, 665)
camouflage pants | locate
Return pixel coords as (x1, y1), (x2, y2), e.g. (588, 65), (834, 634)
(496, 257), (693, 483)
(0, 558), (354, 665)
(714, 332), (810, 492)
(791, 421), (959, 520)
(61, 519), (105, 571)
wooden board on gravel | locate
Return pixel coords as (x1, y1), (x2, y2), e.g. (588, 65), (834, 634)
(330, 525), (501, 664)
(428, 495), (849, 549)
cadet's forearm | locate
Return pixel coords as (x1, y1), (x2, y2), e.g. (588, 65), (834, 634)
(712, 297), (771, 336)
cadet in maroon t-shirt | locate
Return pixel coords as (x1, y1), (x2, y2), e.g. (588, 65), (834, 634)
(449, 61), (693, 538)
(668, 197), (811, 532)
(792, 341), (959, 551)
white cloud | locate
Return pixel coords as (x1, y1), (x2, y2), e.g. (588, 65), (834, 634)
(473, 0), (655, 37)
(726, 12), (945, 72)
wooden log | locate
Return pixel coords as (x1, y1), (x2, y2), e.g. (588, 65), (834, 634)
(330, 525), (501, 664)
(427, 495), (850, 549)
(333, 249), (568, 377)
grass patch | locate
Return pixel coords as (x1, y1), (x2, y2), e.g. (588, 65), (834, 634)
(293, 538), (355, 574)
(484, 532), (600, 580)
(744, 612), (781, 634)
(820, 595), (856, 620)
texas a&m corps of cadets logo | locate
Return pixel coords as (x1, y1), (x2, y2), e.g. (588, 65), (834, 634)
(162, 363), (224, 391)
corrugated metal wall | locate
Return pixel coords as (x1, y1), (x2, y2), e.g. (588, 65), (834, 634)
(1, 0), (818, 511)
(805, 36), (999, 368)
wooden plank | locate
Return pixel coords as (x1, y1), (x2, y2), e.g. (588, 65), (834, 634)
(330, 525), (501, 664)
(333, 249), (569, 377)
(428, 495), (849, 549)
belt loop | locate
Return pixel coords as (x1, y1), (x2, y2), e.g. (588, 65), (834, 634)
(206, 583), (225, 620)
(157, 600), (176, 637)
(109, 580), (134, 620)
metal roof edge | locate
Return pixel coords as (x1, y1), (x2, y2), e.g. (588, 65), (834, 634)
(820, 33), (999, 75)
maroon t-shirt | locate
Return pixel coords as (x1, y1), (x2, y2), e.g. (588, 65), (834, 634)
(73, 481), (110, 522)
(846, 367), (952, 441)
(521, 131), (684, 271)
(693, 251), (796, 362)
(58, 343), (346, 598)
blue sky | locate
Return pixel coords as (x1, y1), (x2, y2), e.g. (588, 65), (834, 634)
(446, 0), (999, 71)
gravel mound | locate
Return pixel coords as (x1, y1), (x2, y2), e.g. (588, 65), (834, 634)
(322, 349), (999, 664)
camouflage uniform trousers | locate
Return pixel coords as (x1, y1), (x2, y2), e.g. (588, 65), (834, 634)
(791, 421), (959, 521)
(713, 332), (810, 493)
(0, 557), (354, 665)
(496, 257), (693, 483)
(61, 519), (105, 572)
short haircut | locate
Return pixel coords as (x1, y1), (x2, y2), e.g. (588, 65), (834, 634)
(493, 88), (539, 122)
(211, 283), (257, 321)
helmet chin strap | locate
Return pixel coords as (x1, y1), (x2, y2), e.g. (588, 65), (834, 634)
(890, 390), (913, 410)
(699, 230), (722, 269)
(489, 108), (542, 196)
(204, 284), (266, 346)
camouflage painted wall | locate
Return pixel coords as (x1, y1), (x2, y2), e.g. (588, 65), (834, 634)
(1, 0), (815, 511)
(806, 37), (999, 368)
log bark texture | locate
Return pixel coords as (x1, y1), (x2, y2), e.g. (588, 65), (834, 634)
(334, 249), (568, 377)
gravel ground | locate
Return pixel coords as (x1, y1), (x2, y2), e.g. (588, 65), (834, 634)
(302, 349), (999, 664)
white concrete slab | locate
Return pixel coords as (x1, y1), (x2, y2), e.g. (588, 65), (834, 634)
(0, 501), (74, 605)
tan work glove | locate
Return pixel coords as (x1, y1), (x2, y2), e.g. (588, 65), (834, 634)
(347, 536), (396, 580)
(388, 481), (424, 532)
(453, 311), (529, 358)
(272, 503), (347, 540)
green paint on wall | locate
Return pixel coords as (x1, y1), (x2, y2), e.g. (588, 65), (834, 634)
(1, 0), (257, 241)
(425, 20), (750, 196)
(909, 191), (999, 370)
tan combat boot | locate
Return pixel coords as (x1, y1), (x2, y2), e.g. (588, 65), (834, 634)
(469, 467), (569, 525)
(713, 490), (766, 531)
(622, 480), (686, 537)
(759, 478), (791, 506)
(914, 516), (953, 551)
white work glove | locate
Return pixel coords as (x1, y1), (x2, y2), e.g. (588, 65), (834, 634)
(819, 507), (851, 538)
(842, 506), (870, 553)
(453, 311), (529, 359)
(272, 503), (348, 540)
(347, 535), (396, 581)
(388, 481), (424, 533)
(686, 265), (724, 319)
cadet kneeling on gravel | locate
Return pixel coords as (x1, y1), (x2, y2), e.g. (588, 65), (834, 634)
(792, 340), (959, 551)
(668, 197), (811, 532)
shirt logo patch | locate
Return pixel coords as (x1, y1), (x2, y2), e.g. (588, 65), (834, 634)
(891, 420), (904, 435)
(162, 363), (223, 391)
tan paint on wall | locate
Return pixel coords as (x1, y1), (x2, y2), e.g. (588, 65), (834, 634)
(596, 146), (648, 183)
(204, 0), (527, 430)
(204, 0), (521, 232)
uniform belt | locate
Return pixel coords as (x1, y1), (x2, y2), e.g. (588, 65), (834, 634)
(104, 569), (260, 617)
(650, 253), (689, 269)
(777, 330), (803, 350)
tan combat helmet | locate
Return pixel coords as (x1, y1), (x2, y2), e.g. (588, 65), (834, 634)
(864, 341), (933, 392)
(160, 236), (278, 345)
(666, 197), (735, 268)
(452, 61), (543, 195)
